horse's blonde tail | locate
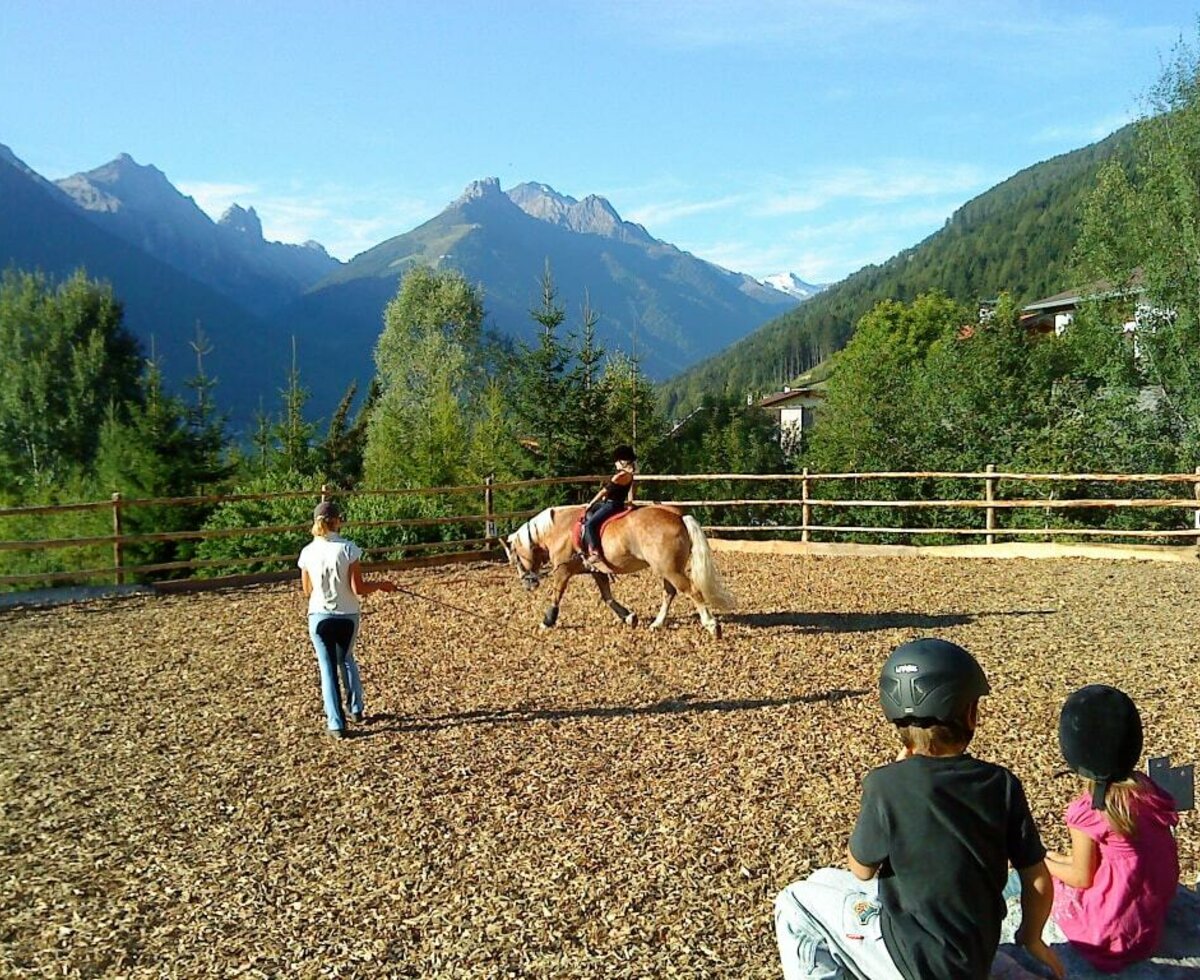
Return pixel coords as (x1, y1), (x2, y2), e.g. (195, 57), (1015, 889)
(683, 515), (737, 613)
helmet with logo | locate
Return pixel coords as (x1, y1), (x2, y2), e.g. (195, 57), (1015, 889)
(879, 637), (991, 724)
(1059, 684), (1142, 809)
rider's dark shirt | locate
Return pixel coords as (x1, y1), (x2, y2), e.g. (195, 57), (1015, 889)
(604, 475), (632, 506)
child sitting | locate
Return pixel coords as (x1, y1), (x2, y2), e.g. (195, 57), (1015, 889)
(774, 637), (1062, 980)
(1045, 684), (1180, 972)
(578, 444), (636, 571)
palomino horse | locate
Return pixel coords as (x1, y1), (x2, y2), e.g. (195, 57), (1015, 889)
(502, 505), (736, 637)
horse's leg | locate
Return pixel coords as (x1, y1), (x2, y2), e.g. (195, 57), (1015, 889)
(664, 570), (721, 639)
(649, 579), (677, 630)
(541, 564), (576, 628)
(593, 572), (638, 627)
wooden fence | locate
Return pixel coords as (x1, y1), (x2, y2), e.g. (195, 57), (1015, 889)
(2, 468), (1199, 591)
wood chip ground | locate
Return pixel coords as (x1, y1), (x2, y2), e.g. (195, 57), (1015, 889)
(2, 554), (1197, 977)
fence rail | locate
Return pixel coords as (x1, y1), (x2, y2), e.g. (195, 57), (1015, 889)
(3, 468), (1199, 590)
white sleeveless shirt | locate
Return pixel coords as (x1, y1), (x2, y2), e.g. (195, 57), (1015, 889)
(297, 534), (363, 615)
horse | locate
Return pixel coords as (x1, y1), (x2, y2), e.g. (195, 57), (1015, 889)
(501, 504), (736, 637)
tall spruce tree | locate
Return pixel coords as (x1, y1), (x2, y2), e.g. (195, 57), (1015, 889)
(511, 264), (574, 479)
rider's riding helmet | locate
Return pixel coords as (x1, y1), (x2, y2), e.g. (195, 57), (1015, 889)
(613, 444), (637, 464)
(879, 637), (991, 725)
(1059, 684), (1143, 809)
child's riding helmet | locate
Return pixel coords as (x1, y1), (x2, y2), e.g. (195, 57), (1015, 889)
(613, 445), (636, 463)
(1059, 684), (1143, 809)
(879, 637), (991, 724)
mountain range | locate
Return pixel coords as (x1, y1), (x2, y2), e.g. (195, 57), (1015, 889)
(0, 145), (818, 426)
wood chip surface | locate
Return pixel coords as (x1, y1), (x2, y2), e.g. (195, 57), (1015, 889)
(2, 554), (1198, 977)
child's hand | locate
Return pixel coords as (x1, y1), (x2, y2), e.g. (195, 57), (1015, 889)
(1018, 932), (1064, 979)
(894, 745), (912, 763)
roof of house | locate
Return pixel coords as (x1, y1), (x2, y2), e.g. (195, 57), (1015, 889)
(1022, 270), (1145, 314)
(758, 384), (826, 409)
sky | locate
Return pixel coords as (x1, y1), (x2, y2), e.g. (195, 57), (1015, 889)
(3, 1), (1199, 284)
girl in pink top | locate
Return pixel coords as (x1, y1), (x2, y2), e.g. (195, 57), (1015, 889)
(1045, 685), (1180, 972)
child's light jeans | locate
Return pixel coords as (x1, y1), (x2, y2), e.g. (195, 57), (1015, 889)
(774, 868), (905, 980)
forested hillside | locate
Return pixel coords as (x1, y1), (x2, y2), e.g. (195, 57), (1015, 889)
(660, 125), (1136, 416)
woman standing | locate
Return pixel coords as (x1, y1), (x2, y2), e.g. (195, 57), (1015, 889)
(297, 500), (395, 738)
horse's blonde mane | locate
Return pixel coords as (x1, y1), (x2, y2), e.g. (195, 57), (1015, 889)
(514, 506), (559, 551)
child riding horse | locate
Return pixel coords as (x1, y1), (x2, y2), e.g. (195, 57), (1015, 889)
(578, 445), (637, 572)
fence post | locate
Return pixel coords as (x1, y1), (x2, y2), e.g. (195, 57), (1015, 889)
(1193, 466), (1200, 556)
(985, 464), (996, 546)
(111, 492), (125, 586)
(801, 467), (811, 544)
(320, 483), (330, 503)
(485, 473), (496, 542)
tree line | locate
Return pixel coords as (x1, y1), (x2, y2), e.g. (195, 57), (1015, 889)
(0, 259), (780, 584)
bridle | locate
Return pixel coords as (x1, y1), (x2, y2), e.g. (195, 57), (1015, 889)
(510, 521), (545, 588)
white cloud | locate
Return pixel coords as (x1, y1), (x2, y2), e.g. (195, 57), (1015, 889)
(690, 202), (958, 282)
(757, 163), (986, 215)
(1031, 111), (1137, 146)
(179, 177), (441, 260)
(625, 193), (745, 227)
(177, 180), (260, 218)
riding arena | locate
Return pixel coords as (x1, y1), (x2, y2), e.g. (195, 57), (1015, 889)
(4, 539), (1195, 974)
(4, 521), (1199, 976)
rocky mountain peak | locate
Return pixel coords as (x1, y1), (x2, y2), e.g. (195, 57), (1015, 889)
(453, 177), (505, 206)
(57, 152), (198, 219)
(219, 203), (263, 240)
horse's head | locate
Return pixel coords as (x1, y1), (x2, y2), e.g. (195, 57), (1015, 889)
(505, 512), (553, 590)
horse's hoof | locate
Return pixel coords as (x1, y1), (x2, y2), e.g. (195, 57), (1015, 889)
(707, 621), (722, 639)
(648, 619), (665, 631)
(625, 612), (639, 627)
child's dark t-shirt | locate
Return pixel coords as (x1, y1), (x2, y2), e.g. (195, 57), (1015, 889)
(849, 754), (1045, 980)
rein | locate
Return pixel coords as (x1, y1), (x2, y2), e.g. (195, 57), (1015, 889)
(390, 583), (534, 638)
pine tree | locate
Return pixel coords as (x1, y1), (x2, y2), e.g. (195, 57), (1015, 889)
(511, 264), (573, 479)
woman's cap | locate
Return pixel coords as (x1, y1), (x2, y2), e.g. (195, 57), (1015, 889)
(879, 637), (990, 724)
(313, 500), (341, 521)
(613, 444), (636, 462)
(1059, 684), (1142, 809)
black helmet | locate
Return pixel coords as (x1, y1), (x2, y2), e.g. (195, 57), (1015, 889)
(613, 444), (636, 463)
(1059, 685), (1142, 809)
(879, 637), (990, 724)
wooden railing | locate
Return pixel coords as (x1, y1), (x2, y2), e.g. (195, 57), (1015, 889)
(2, 468), (1199, 590)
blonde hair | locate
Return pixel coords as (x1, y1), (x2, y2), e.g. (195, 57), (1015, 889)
(1085, 774), (1145, 839)
(311, 515), (337, 538)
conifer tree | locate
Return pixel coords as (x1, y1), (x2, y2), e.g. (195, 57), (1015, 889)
(511, 264), (573, 479)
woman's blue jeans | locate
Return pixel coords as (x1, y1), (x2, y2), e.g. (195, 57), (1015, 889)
(307, 613), (363, 731)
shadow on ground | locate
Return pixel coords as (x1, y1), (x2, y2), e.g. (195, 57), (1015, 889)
(726, 609), (1056, 633)
(362, 687), (869, 736)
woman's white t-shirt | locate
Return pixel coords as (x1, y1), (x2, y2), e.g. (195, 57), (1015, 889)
(297, 534), (363, 615)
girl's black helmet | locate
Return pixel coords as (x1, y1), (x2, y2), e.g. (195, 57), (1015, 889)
(879, 637), (990, 724)
(613, 444), (636, 463)
(1059, 684), (1142, 809)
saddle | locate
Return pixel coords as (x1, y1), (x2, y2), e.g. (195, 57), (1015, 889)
(572, 505), (634, 565)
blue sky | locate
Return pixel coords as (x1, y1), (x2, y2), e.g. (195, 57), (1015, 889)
(3, 1), (1198, 283)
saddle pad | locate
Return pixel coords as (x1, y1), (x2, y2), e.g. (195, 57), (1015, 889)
(572, 506), (635, 557)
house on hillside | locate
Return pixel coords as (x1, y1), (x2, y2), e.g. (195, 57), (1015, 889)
(758, 384), (825, 455)
(1019, 274), (1146, 337)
